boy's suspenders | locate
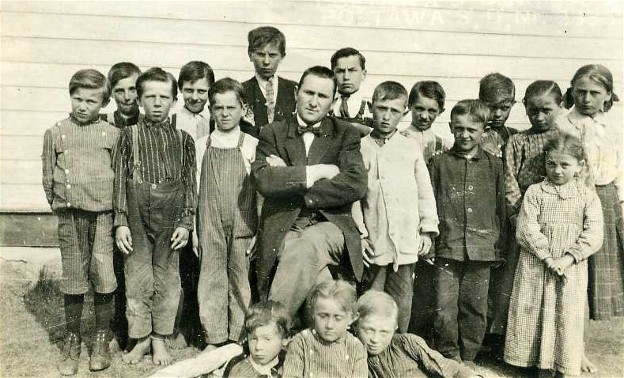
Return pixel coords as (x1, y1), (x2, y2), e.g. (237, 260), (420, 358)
(129, 119), (183, 184)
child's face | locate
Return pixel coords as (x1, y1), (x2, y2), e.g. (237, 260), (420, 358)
(545, 150), (583, 185)
(181, 78), (210, 114)
(248, 323), (285, 366)
(484, 94), (514, 129)
(211, 91), (245, 132)
(334, 55), (366, 96)
(250, 42), (284, 81)
(139, 80), (176, 123)
(450, 114), (485, 154)
(70, 87), (107, 123)
(410, 95), (442, 131)
(356, 314), (396, 356)
(524, 93), (562, 132)
(112, 73), (139, 116)
(372, 97), (407, 136)
(572, 76), (611, 117)
(312, 297), (354, 343)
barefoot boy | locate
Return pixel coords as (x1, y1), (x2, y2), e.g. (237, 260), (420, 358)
(42, 69), (119, 375)
(113, 67), (197, 366)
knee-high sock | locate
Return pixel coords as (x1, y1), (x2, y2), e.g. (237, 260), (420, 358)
(64, 294), (85, 335)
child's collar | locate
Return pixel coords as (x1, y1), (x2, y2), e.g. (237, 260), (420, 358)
(69, 114), (100, 127)
(248, 355), (279, 376)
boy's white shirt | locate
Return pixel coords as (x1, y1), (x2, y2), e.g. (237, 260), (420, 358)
(196, 126), (258, 177)
(175, 106), (211, 140)
(331, 90), (371, 118)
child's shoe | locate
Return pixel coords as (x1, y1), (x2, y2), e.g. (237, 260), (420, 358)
(89, 330), (111, 371)
(58, 332), (81, 376)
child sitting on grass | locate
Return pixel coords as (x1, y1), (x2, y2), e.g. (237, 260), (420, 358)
(224, 300), (290, 378)
(282, 280), (367, 378)
(356, 290), (480, 378)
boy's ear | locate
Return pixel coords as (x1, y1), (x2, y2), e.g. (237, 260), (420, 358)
(361, 69), (367, 81)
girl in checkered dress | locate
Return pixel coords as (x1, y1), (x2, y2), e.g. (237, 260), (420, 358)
(504, 134), (603, 377)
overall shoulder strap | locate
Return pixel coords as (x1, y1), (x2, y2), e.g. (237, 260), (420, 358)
(130, 124), (141, 183)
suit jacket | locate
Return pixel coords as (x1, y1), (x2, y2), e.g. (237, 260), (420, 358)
(252, 115), (368, 297)
(243, 76), (297, 137)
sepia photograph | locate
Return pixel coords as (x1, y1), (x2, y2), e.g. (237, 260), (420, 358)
(1, 0), (622, 376)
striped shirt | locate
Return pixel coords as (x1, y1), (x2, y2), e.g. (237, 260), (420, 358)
(367, 334), (477, 378)
(112, 118), (196, 229)
(42, 116), (120, 212)
(282, 329), (367, 378)
(505, 127), (561, 215)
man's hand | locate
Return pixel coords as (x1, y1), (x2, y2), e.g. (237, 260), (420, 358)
(170, 227), (190, 250)
(417, 233), (433, 257)
(362, 238), (375, 267)
(115, 226), (133, 255)
(266, 154), (287, 167)
(308, 164), (340, 183)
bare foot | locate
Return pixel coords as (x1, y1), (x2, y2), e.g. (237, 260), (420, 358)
(122, 337), (150, 364)
(167, 331), (188, 350)
(152, 337), (173, 366)
(581, 353), (598, 374)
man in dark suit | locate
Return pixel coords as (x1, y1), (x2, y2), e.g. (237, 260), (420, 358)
(243, 26), (297, 138)
(252, 66), (367, 321)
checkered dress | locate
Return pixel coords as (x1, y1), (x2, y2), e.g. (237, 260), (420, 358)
(504, 181), (603, 376)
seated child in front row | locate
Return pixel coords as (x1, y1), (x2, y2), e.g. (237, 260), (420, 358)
(356, 290), (481, 378)
(282, 280), (368, 378)
(224, 301), (289, 378)
(42, 69), (120, 376)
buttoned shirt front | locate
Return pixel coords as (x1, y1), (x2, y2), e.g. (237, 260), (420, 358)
(429, 147), (506, 262)
(557, 107), (624, 200)
(402, 125), (453, 163)
(354, 131), (439, 269)
(175, 105), (211, 140)
(42, 116), (120, 212)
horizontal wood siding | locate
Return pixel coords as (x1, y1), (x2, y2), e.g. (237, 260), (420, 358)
(1, 0), (622, 212)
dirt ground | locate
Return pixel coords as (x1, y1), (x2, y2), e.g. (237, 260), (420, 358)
(0, 259), (622, 377)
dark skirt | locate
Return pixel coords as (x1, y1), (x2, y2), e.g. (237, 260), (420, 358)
(588, 183), (624, 320)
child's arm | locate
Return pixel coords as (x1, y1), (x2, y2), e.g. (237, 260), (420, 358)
(171, 133), (197, 250)
(41, 128), (56, 208)
(495, 158), (509, 262)
(414, 149), (439, 256)
(516, 186), (551, 261)
(351, 201), (374, 265)
(112, 130), (133, 254)
(564, 189), (604, 264)
(401, 334), (480, 378)
(504, 136), (523, 225)
(282, 333), (305, 378)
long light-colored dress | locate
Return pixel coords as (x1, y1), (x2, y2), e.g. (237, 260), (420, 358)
(504, 180), (603, 376)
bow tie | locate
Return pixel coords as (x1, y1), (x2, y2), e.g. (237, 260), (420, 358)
(297, 124), (322, 136)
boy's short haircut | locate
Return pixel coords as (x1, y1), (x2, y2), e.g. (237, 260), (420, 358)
(450, 99), (490, 126)
(178, 61), (215, 89)
(298, 66), (337, 97)
(308, 280), (357, 316)
(69, 69), (111, 103)
(408, 81), (446, 110)
(478, 72), (515, 104)
(357, 290), (398, 324)
(136, 67), (178, 99)
(247, 26), (286, 56)
(372, 81), (408, 106)
(330, 47), (366, 70)
(107, 62), (141, 90)
(245, 300), (291, 338)
(208, 77), (246, 106)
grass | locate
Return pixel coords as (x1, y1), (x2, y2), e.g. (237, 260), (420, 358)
(1, 260), (622, 377)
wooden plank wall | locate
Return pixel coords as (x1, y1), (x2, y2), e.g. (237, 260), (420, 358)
(1, 0), (622, 212)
